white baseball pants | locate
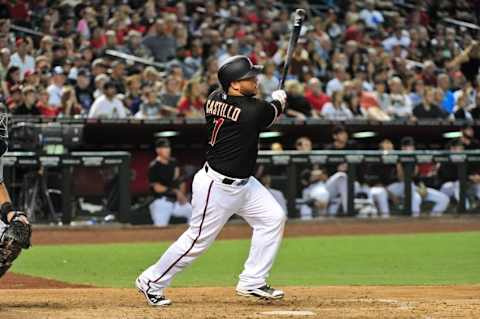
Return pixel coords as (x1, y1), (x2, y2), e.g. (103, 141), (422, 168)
(387, 182), (449, 216)
(138, 164), (286, 295)
(149, 197), (192, 227)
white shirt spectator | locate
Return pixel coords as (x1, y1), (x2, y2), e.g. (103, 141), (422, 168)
(321, 102), (353, 120)
(258, 74), (280, 101)
(382, 32), (411, 52)
(88, 95), (127, 118)
(47, 84), (64, 107)
(9, 52), (35, 80)
(359, 9), (384, 29)
(388, 93), (413, 118)
(326, 78), (344, 96)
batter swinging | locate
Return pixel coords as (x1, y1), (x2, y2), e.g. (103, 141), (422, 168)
(136, 55), (287, 306)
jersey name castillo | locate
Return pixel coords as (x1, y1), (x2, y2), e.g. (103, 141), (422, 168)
(205, 89), (282, 178)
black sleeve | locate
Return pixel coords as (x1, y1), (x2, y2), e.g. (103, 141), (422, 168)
(258, 100), (283, 129)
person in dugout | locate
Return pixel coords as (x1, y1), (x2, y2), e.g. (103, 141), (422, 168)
(148, 138), (192, 226)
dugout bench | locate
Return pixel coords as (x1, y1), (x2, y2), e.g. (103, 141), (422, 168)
(258, 150), (480, 217)
(2, 151), (131, 225)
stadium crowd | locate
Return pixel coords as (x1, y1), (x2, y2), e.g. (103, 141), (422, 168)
(0, 0), (479, 122)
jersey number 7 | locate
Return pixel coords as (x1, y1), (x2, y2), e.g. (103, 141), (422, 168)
(209, 118), (224, 146)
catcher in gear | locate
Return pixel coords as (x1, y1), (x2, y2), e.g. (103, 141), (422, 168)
(0, 113), (31, 279)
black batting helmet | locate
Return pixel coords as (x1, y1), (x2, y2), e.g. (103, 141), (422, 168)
(217, 55), (263, 91)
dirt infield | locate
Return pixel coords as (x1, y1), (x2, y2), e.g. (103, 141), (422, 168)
(0, 286), (479, 319)
(0, 273), (91, 289)
(1, 217), (480, 318)
(32, 216), (480, 245)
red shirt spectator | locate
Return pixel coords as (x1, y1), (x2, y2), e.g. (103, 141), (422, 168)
(305, 88), (330, 112)
(178, 97), (203, 114)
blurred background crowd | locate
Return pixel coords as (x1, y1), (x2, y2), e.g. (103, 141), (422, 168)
(0, 0), (480, 122)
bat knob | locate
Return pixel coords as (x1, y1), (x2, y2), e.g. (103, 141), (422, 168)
(294, 9), (306, 25)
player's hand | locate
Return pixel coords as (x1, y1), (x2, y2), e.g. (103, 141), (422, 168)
(271, 90), (287, 110)
(175, 190), (188, 205)
(7, 211), (29, 225)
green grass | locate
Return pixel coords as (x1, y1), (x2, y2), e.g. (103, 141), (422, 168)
(11, 232), (480, 288)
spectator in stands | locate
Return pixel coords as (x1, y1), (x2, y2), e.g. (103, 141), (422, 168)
(177, 79), (204, 118)
(121, 30), (151, 60)
(75, 69), (94, 112)
(437, 73), (455, 114)
(326, 64), (346, 96)
(285, 80), (314, 119)
(447, 41), (480, 85)
(453, 91), (473, 121)
(47, 66), (66, 108)
(470, 93), (480, 120)
(387, 137), (449, 217)
(344, 90), (366, 118)
(183, 39), (203, 78)
(91, 58), (108, 78)
(382, 24), (410, 53)
(59, 86), (81, 117)
(142, 66), (162, 87)
(359, 0), (384, 30)
(124, 74), (142, 115)
(3, 65), (20, 97)
(148, 138), (192, 227)
(258, 61), (279, 101)
(321, 90), (353, 120)
(159, 77), (181, 115)
(0, 47), (9, 79)
(110, 60), (126, 94)
(387, 77), (413, 119)
(13, 85), (40, 115)
(88, 81), (128, 118)
(409, 79), (425, 108)
(23, 69), (40, 88)
(142, 18), (176, 63)
(218, 39), (240, 65)
(9, 38), (34, 80)
(304, 77), (330, 116)
(413, 86), (447, 119)
(93, 74), (109, 99)
(135, 87), (162, 119)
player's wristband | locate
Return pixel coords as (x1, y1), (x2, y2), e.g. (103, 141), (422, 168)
(1, 202), (14, 224)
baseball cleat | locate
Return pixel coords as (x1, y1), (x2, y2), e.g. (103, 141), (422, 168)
(236, 285), (284, 300)
(135, 278), (171, 307)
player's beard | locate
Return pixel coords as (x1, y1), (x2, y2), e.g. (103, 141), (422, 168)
(240, 84), (257, 97)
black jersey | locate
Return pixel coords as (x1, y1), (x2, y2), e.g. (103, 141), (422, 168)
(148, 158), (176, 199)
(205, 89), (283, 178)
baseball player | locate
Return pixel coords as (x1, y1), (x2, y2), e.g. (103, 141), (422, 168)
(136, 55), (287, 306)
(148, 138), (192, 227)
(0, 113), (31, 278)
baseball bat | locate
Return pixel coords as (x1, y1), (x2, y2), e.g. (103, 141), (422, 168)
(278, 9), (307, 90)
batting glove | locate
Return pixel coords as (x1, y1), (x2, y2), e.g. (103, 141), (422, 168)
(271, 90), (287, 110)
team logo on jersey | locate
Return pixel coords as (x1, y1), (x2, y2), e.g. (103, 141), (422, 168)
(205, 99), (241, 122)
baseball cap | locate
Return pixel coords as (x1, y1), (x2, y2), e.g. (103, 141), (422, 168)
(155, 138), (171, 148)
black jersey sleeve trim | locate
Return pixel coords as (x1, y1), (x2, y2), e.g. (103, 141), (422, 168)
(266, 100), (283, 128)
